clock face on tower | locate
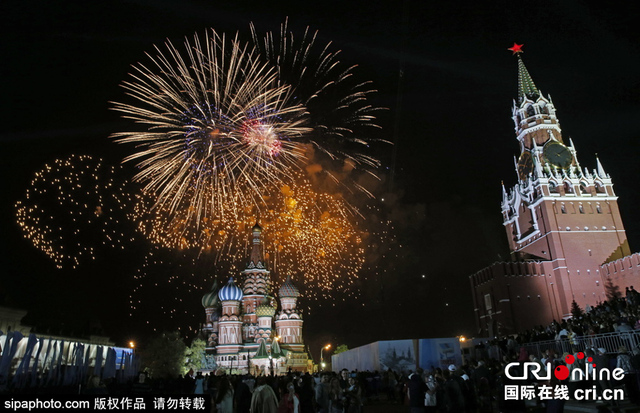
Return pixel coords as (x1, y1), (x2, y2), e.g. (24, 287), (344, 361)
(543, 141), (573, 169)
(517, 151), (534, 181)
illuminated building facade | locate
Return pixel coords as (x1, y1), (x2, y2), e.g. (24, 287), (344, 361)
(200, 224), (309, 374)
(470, 48), (640, 336)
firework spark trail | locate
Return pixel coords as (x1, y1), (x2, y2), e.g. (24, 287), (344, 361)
(113, 23), (385, 227)
(131, 172), (364, 294)
(112, 30), (312, 232)
(15, 155), (134, 269)
(252, 20), (385, 165)
(129, 199), (398, 334)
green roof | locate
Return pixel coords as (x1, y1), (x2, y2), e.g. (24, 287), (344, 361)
(271, 339), (282, 358)
(517, 55), (539, 104)
(253, 340), (269, 359)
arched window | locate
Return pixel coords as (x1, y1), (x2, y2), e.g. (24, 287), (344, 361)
(526, 105), (536, 117)
(580, 184), (588, 195)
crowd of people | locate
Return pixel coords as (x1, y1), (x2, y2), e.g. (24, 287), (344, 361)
(105, 368), (365, 413)
(10, 291), (640, 412)
(78, 289), (640, 412)
(487, 288), (640, 353)
(177, 362), (496, 412)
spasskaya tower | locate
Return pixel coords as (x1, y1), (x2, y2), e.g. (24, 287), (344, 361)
(470, 44), (638, 336)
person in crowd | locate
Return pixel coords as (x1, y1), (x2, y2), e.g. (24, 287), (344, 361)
(459, 373), (477, 412)
(235, 376), (252, 413)
(442, 369), (465, 412)
(424, 374), (438, 413)
(339, 369), (349, 391)
(593, 347), (611, 399)
(407, 368), (426, 413)
(251, 375), (279, 413)
(315, 374), (331, 413)
(328, 377), (344, 413)
(545, 361), (567, 413)
(184, 369), (195, 394)
(344, 376), (362, 413)
(297, 374), (316, 413)
(215, 376), (234, 413)
(517, 347), (528, 362)
(278, 381), (300, 413)
(194, 371), (206, 394)
(617, 346), (640, 404)
(385, 369), (398, 403)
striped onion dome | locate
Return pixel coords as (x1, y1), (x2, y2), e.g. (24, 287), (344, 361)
(278, 275), (300, 298)
(218, 277), (243, 302)
(201, 280), (220, 308)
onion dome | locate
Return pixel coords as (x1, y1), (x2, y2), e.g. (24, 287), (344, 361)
(218, 277), (243, 302)
(252, 222), (262, 234)
(202, 280), (220, 308)
(256, 298), (277, 318)
(278, 275), (300, 298)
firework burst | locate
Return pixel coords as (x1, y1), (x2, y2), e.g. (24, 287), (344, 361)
(114, 23), (385, 303)
(252, 20), (384, 188)
(112, 24), (384, 225)
(15, 155), (134, 269)
(111, 30), (313, 231)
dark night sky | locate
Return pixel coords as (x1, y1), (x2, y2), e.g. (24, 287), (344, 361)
(2, 1), (640, 356)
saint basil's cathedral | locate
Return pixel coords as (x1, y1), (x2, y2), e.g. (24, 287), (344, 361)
(200, 224), (309, 374)
(471, 45), (640, 336)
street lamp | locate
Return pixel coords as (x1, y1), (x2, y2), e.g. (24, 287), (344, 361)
(269, 355), (273, 376)
(320, 344), (331, 371)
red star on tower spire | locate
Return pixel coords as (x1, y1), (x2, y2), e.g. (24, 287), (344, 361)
(508, 43), (524, 54)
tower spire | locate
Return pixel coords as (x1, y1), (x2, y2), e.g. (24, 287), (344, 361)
(249, 221), (264, 268)
(509, 44), (539, 104)
(595, 154), (608, 178)
(516, 55), (539, 104)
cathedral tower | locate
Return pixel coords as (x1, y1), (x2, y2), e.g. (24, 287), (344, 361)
(201, 280), (220, 350)
(275, 275), (304, 351)
(217, 277), (243, 353)
(241, 223), (273, 343)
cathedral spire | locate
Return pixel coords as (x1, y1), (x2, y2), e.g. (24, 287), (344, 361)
(248, 221), (264, 268)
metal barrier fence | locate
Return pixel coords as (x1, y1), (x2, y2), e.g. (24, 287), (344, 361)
(520, 331), (640, 357)
(465, 331), (640, 363)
